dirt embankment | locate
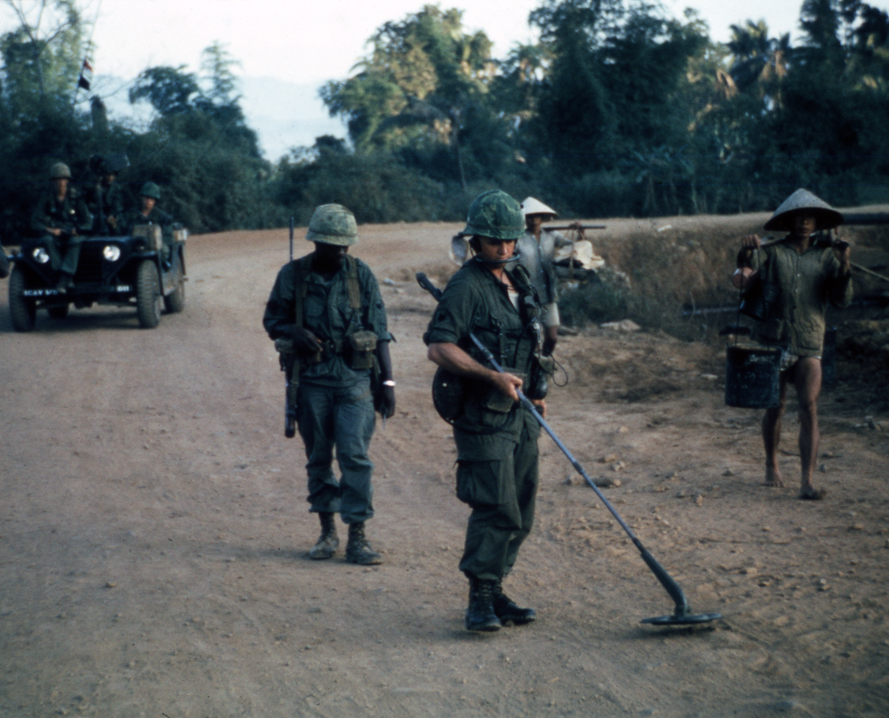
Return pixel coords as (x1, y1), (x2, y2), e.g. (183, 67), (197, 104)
(1, 214), (887, 718)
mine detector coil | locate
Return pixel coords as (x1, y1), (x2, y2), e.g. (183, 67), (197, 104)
(277, 253), (371, 438)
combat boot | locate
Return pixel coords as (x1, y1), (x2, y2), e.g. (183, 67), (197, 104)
(308, 512), (339, 560)
(492, 578), (536, 625)
(465, 577), (501, 632)
(345, 521), (382, 565)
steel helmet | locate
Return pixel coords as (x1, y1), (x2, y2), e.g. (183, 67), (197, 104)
(306, 204), (358, 246)
(140, 182), (162, 201)
(764, 189), (843, 232)
(521, 196), (558, 219)
(462, 189), (524, 240)
(50, 162), (72, 179)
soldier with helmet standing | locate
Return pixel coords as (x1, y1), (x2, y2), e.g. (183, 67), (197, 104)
(30, 162), (93, 292)
(263, 204), (396, 565)
(733, 189), (853, 500)
(424, 189), (547, 632)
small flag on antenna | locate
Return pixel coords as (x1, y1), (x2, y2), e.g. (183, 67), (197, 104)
(78, 59), (94, 91)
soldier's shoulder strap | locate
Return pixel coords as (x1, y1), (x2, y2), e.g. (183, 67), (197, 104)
(345, 254), (361, 311)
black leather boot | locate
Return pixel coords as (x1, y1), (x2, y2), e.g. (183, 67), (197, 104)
(465, 577), (501, 632)
(308, 512), (339, 560)
(345, 521), (382, 565)
(492, 578), (536, 625)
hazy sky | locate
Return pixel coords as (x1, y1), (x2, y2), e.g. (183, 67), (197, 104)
(5, 0), (887, 158)
(80, 0), (817, 84)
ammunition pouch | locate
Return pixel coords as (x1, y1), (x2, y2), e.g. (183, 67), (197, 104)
(482, 368), (525, 413)
(347, 330), (378, 370)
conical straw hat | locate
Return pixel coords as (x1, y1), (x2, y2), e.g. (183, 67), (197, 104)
(764, 189), (843, 231)
(521, 197), (558, 218)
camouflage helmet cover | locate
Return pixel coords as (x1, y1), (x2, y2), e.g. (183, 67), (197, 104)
(50, 162), (72, 179)
(764, 188), (843, 231)
(462, 189), (524, 240)
(306, 203), (358, 246)
(140, 182), (162, 201)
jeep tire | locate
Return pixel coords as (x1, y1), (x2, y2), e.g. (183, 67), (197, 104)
(136, 260), (162, 329)
(9, 264), (36, 332)
(163, 256), (186, 314)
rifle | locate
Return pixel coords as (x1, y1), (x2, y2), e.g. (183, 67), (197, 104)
(284, 216), (297, 438)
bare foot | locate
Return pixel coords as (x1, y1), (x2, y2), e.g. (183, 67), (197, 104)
(764, 466), (784, 487)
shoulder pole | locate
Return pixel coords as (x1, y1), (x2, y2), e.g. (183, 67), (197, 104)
(416, 271), (721, 626)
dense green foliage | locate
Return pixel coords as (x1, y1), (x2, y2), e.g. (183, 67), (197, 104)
(2, 0), (889, 242)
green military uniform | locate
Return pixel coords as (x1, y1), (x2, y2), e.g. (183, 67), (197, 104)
(263, 253), (391, 523)
(84, 181), (125, 235)
(121, 205), (175, 262)
(424, 258), (543, 581)
(748, 238), (853, 358)
(30, 187), (93, 274)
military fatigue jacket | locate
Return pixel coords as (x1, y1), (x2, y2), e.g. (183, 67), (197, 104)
(30, 189), (92, 236)
(84, 182), (125, 233)
(423, 260), (542, 459)
(263, 253), (391, 387)
(749, 237), (853, 356)
(121, 207), (174, 240)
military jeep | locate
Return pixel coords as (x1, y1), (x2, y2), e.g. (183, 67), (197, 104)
(7, 224), (187, 331)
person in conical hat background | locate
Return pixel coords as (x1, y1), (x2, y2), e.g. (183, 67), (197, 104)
(732, 188), (853, 500)
(517, 197), (575, 356)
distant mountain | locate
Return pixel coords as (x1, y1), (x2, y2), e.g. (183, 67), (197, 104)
(93, 74), (346, 163)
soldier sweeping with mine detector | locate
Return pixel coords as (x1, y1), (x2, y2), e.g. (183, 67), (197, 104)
(263, 204), (396, 565)
(732, 189), (853, 500)
(422, 190), (720, 631)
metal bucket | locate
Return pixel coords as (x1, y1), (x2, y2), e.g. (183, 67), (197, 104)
(725, 345), (781, 408)
(822, 327), (837, 387)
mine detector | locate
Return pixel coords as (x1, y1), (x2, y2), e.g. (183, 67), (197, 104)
(7, 223), (188, 331)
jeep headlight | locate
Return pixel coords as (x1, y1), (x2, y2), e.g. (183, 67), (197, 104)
(103, 245), (122, 262)
(32, 247), (50, 264)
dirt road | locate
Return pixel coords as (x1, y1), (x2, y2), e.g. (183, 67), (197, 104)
(1, 222), (887, 717)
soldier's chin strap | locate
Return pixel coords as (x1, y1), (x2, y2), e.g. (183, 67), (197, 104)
(470, 247), (522, 266)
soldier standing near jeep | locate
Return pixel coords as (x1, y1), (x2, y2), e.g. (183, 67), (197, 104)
(263, 204), (395, 565)
(424, 189), (547, 632)
(30, 162), (93, 292)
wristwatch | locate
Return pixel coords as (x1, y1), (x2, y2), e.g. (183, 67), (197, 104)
(382, 380), (396, 387)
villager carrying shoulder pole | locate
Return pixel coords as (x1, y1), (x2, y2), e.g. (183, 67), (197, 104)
(417, 272), (721, 626)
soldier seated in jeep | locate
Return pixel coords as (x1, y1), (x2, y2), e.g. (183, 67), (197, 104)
(30, 162), (93, 293)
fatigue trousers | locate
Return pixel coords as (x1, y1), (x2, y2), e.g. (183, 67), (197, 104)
(456, 415), (540, 581)
(41, 233), (82, 275)
(296, 378), (376, 524)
